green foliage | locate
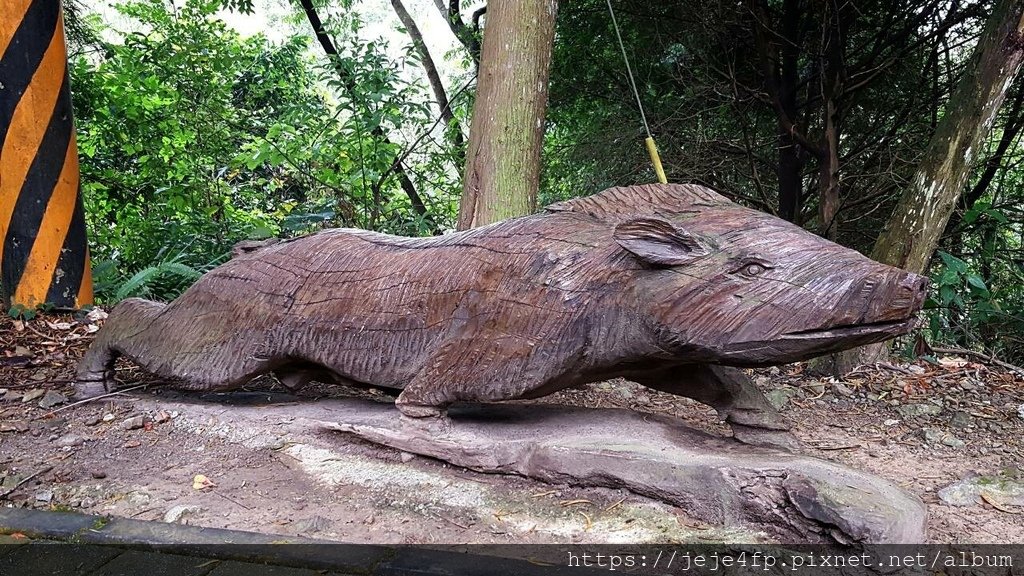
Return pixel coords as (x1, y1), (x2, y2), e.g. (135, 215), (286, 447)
(71, 0), (461, 303)
(115, 257), (205, 301)
(926, 238), (1024, 360)
(8, 304), (38, 321)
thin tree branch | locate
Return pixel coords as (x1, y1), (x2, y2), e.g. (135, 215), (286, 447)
(434, 0), (481, 67)
(391, 0), (465, 171)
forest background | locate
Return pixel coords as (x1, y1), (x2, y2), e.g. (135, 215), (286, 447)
(55, 0), (1024, 363)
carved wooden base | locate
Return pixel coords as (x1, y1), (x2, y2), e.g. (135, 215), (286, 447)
(316, 400), (927, 544)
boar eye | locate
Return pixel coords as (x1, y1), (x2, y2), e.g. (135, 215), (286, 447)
(735, 262), (770, 278)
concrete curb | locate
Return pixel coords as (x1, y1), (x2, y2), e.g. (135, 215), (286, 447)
(0, 508), (576, 575)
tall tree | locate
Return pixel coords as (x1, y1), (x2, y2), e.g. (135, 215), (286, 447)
(457, 0), (558, 230)
(824, 0), (1024, 373)
(871, 0), (1024, 274)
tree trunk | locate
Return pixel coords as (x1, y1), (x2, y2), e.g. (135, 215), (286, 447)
(825, 0), (1024, 374)
(457, 0), (558, 230)
(816, 0), (851, 239)
(871, 0), (1024, 274)
(776, 0), (805, 223)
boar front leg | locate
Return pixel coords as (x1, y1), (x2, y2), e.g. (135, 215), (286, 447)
(633, 364), (800, 451)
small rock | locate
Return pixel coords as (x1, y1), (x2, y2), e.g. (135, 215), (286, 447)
(21, 389), (45, 403)
(832, 381), (855, 397)
(154, 411), (171, 423)
(3, 390), (20, 402)
(897, 403), (942, 418)
(883, 418), (899, 426)
(920, 428), (944, 444)
(35, 490), (53, 503)
(765, 388), (798, 410)
(0, 420), (29, 433)
(941, 435), (966, 449)
(38, 390), (67, 409)
(55, 434), (84, 448)
(163, 505), (203, 524)
(101, 413), (115, 423)
(125, 491), (151, 507)
(122, 415), (147, 430)
(84, 415), (102, 426)
(14, 345), (32, 357)
(294, 515), (332, 534)
(907, 365), (926, 375)
(399, 451), (415, 463)
(938, 472), (1024, 507)
(1, 476), (22, 492)
(950, 411), (972, 429)
(91, 470), (107, 479)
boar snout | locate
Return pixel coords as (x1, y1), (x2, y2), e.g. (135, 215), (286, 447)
(830, 269), (927, 328)
(891, 272), (928, 315)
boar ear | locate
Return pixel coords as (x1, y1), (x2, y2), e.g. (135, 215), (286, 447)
(613, 217), (709, 266)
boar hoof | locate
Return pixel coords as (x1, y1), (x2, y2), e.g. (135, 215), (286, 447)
(721, 407), (791, 431)
(73, 374), (115, 400)
(398, 411), (453, 435)
(730, 424), (800, 452)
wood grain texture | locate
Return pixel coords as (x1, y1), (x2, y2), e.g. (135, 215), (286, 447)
(75, 184), (926, 443)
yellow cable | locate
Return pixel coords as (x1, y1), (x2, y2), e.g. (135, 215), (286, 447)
(645, 137), (667, 184)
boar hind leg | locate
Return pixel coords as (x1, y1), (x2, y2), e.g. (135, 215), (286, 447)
(635, 365), (799, 450)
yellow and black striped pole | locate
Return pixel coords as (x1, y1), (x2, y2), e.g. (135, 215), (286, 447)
(0, 0), (92, 309)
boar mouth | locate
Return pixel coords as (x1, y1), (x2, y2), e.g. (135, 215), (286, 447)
(780, 318), (916, 340)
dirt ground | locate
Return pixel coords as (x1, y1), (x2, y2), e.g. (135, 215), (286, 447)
(1, 311), (1022, 544)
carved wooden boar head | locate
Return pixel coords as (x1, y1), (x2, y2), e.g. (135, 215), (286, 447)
(549, 184), (927, 366)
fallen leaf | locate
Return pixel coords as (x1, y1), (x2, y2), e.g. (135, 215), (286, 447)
(938, 356), (969, 368)
(980, 490), (1020, 514)
(45, 321), (72, 331)
(21, 389), (45, 403)
(579, 511), (592, 531)
(193, 474), (216, 490)
(604, 497), (626, 512)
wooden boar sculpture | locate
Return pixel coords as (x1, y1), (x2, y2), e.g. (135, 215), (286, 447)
(76, 184), (926, 448)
